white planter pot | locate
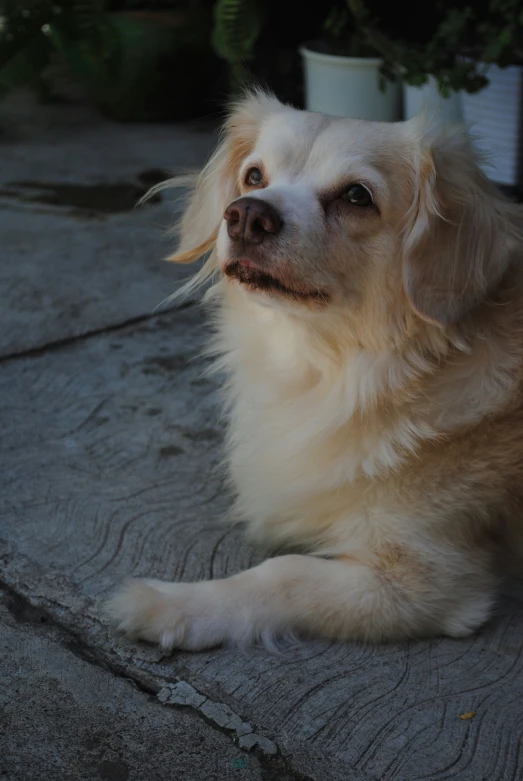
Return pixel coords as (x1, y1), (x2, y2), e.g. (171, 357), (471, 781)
(462, 64), (523, 186)
(300, 46), (401, 121)
(403, 78), (463, 122)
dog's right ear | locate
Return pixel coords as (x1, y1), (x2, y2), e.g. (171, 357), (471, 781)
(169, 90), (283, 265)
(402, 117), (522, 326)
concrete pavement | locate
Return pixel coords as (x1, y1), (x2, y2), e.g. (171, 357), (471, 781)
(1, 90), (523, 781)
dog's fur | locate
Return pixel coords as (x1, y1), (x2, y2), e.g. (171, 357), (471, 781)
(108, 91), (523, 650)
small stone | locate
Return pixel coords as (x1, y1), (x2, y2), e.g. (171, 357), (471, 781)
(238, 733), (278, 755)
(200, 699), (251, 735)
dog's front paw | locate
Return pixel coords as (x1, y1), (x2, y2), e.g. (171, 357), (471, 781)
(106, 578), (227, 651)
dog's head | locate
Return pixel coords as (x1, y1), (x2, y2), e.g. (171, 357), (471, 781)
(171, 90), (521, 338)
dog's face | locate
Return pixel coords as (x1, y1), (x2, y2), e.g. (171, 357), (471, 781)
(216, 110), (414, 313)
(173, 92), (519, 332)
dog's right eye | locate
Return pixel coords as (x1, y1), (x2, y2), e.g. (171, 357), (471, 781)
(245, 167), (264, 187)
(341, 184), (373, 207)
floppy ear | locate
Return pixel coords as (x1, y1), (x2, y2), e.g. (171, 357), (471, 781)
(403, 121), (521, 326)
(169, 90), (283, 265)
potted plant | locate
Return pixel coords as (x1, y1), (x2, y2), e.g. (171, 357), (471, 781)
(460, 0), (523, 187)
(299, 2), (401, 121)
(345, 0), (485, 122)
(350, 0), (523, 186)
(386, 6), (474, 123)
(0, 0), (218, 120)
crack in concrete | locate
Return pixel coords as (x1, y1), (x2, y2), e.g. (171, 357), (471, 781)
(0, 301), (195, 364)
(158, 681), (278, 754)
(0, 579), (316, 781)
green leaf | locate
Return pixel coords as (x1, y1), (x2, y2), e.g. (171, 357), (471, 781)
(212, 0), (262, 63)
(324, 6), (350, 39)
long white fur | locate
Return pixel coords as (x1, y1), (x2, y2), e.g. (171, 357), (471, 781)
(107, 92), (523, 651)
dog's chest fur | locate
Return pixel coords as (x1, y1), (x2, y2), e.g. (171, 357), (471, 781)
(210, 282), (519, 552)
(212, 288), (430, 549)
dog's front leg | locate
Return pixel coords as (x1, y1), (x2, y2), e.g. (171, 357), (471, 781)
(107, 549), (496, 650)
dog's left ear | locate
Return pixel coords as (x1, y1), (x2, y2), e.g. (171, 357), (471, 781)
(402, 120), (521, 326)
(169, 90), (284, 265)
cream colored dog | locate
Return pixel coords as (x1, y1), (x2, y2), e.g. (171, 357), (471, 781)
(108, 91), (523, 651)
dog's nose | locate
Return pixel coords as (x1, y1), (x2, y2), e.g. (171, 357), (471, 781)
(224, 197), (283, 245)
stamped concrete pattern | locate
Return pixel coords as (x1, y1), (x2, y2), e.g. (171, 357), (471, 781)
(1, 92), (523, 781)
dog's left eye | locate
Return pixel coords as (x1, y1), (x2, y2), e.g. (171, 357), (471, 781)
(245, 167), (263, 186)
(341, 184), (373, 207)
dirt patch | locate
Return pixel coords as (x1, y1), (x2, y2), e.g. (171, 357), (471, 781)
(158, 445), (184, 458)
(141, 355), (188, 374)
(0, 177), (166, 213)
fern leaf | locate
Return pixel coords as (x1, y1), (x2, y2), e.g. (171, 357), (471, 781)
(212, 0), (261, 63)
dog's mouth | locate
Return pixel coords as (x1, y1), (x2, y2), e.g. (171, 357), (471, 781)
(224, 260), (328, 303)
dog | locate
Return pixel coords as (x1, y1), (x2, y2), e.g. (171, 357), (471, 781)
(108, 90), (523, 651)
